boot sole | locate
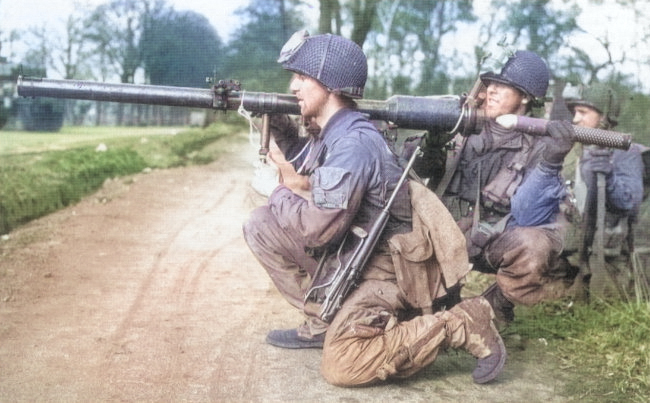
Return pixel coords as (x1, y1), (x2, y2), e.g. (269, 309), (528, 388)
(265, 330), (325, 349)
(472, 335), (507, 384)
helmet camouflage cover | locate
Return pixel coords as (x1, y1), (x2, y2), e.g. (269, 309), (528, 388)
(480, 50), (550, 100)
(278, 30), (367, 99)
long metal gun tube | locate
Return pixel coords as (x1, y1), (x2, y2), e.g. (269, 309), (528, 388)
(496, 114), (631, 150)
(17, 76), (302, 113)
(17, 76), (477, 133)
(17, 76), (216, 108)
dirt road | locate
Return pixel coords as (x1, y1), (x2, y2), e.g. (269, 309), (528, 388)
(0, 134), (573, 402)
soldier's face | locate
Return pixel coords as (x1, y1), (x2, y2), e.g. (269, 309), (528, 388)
(484, 82), (527, 118)
(572, 105), (602, 129)
(289, 74), (329, 120)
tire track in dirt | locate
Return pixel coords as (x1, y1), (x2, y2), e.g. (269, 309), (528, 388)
(93, 148), (264, 400)
(104, 177), (238, 341)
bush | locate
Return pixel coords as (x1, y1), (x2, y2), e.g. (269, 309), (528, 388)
(0, 147), (147, 234)
(0, 121), (246, 234)
(17, 97), (65, 132)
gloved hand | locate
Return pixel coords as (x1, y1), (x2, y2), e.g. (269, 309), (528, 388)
(268, 114), (300, 155)
(269, 114), (299, 142)
(543, 120), (575, 165)
(585, 147), (613, 176)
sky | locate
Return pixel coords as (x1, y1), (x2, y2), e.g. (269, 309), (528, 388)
(0, 0), (263, 45)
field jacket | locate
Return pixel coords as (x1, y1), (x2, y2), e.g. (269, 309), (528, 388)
(388, 180), (470, 312)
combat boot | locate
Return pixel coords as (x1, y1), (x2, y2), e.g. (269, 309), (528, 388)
(481, 282), (515, 329)
(265, 328), (326, 349)
(448, 296), (507, 384)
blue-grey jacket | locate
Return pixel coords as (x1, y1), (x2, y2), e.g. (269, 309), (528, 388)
(580, 145), (645, 220)
(510, 161), (567, 226)
(268, 108), (411, 250)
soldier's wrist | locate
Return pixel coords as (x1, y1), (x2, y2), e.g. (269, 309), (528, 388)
(539, 159), (563, 173)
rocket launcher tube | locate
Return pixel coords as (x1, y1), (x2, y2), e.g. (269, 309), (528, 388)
(496, 114), (631, 150)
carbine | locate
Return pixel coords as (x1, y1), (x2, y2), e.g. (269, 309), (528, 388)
(17, 76), (632, 158)
(306, 146), (422, 323)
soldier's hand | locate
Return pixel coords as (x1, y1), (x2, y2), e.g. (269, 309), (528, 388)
(543, 120), (575, 164)
(268, 138), (311, 199)
(269, 114), (299, 142)
(585, 147), (613, 176)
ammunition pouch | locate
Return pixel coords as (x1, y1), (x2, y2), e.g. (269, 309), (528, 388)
(467, 214), (511, 258)
(481, 161), (525, 213)
(481, 139), (533, 213)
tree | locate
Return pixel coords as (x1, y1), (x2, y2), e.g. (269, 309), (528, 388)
(492, 0), (578, 61)
(141, 9), (222, 88)
(20, 26), (52, 73)
(365, 0), (475, 97)
(18, 26), (65, 131)
(84, 0), (167, 124)
(348, 0), (380, 46)
(85, 0), (160, 84)
(223, 0), (305, 92)
(318, 0), (340, 35)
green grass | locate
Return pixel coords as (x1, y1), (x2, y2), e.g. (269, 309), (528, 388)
(0, 120), (247, 234)
(0, 126), (187, 155)
(510, 299), (650, 402)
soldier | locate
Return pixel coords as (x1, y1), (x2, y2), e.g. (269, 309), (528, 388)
(243, 30), (506, 386)
(433, 50), (578, 326)
(564, 84), (646, 297)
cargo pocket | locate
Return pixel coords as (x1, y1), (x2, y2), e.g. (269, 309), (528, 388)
(388, 231), (436, 311)
(312, 167), (351, 209)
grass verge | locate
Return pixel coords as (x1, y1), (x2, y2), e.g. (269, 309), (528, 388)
(0, 119), (247, 234)
(509, 299), (650, 402)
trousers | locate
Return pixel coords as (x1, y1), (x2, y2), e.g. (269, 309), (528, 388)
(321, 279), (495, 386)
(483, 225), (573, 305)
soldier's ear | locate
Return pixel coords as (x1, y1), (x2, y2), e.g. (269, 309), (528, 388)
(521, 98), (529, 105)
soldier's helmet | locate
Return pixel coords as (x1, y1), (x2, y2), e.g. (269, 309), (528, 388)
(278, 30), (367, 99)
(480, 50), (550, 100)
(565, 83), (620, 129)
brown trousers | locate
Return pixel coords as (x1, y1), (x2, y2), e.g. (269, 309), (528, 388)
(243, 205), (329, 336)
(484, 224), (571, 305)
(320, 279), (495, 386)
(243, 204), (410, 338)
(244, 200), (493, 387)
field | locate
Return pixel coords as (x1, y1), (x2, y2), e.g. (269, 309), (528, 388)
(1, 126), (188, 155)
